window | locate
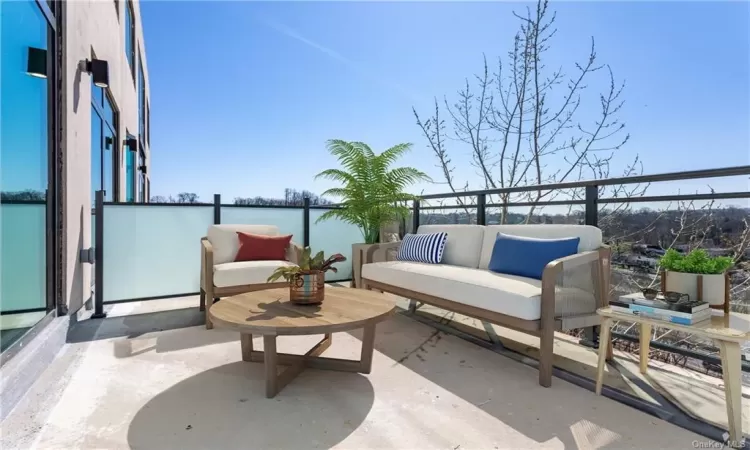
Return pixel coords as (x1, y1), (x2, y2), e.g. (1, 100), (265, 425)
(125, 1), (135, 80)
(146, 101), (150, 147)
(125, 133), (135, 202)
(138, 51), (145, 141)
(91, 77), (119, 203)
(0, 0), (57, 348)
(138, 149), (146, 203)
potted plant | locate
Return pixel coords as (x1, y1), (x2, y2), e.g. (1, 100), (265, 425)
(659, 248), (734, 311)
(314, 140), (430, 288)
(267, 248), (346, 305)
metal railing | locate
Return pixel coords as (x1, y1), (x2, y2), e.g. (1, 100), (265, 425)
(92, 194), (348, 317)
(410, 165), (750, 353)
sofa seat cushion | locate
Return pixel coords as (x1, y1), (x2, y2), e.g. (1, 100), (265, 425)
(362, 261), (595, 321)
(213, 260), (296, 288)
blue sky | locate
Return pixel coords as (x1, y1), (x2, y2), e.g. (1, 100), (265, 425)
(141, 1), (749, 204)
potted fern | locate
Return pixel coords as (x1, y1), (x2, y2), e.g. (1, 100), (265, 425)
(659, 248), (734, 311)
(315, 140), (430, 287)
(267, 248), (346, 305)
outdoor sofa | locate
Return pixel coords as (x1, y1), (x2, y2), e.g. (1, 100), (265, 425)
(360, 224), (611, 387)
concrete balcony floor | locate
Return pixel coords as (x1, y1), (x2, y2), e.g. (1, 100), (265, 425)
(0, 286), (731, 449)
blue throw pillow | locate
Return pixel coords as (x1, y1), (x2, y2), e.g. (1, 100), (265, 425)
(488, 233), (579, 280)
(397, 232), (448, 264)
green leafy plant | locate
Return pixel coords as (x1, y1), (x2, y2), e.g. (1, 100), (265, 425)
(659, 248), (734, 275)
(314, 140), (431, 244)
(266, 248), (347, 283)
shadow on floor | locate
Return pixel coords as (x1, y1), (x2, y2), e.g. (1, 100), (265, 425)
(348, 313), (706, 449)
(127, 361), (374, 450)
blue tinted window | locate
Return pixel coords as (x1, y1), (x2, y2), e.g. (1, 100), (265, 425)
(1, 0), (48, 197)
(126, 147), (135, 202)
(138, 54), (144, 139)
(125, 1), (134, 75)
(1, 0), (50, 321)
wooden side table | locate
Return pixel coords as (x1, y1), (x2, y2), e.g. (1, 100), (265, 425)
(595, 307), (749, 445)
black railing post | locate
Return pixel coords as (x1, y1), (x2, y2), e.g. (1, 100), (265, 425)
(585, 185), (598, 227)
(581, 184), (599, 347)
(412, 199), (420, 233)
(477, 193), (486, 225)
(213, 194), (221, 224)
(92, 190), (107, 319)
(303, 197), (310, 248)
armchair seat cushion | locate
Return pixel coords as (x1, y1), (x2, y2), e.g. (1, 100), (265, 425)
(362, 261), (594, 321)
(213, 260), (296, 288)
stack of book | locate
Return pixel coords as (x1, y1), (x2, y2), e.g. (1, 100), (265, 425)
(610, 292), (711, 325)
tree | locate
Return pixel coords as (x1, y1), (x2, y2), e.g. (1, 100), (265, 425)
(176, 192), (200, 203)
(315, 139), (430, 244)
(233, 189), (333, 206)
(413, 0), (646, 223)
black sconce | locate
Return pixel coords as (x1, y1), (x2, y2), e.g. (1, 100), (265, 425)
(124, 137), (138, 152)
(104, 137), (114, 149)
(27, 47), (47, 78)
(139, 165), (148, 174)
(85, 58), (109, 88)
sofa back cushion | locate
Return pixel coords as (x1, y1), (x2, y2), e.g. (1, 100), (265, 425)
(417, 224), (485, 268)
(478, 224), (602, 270)
(207, 224), (281, 265)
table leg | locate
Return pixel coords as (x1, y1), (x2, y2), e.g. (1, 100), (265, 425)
(360, 323), (376, 374)
(595, 317), (613, 395)
(240, 333), (253, 362)
(718, 340), (743, 445)
(264, 336), (278, 398)
(640, 323), (652, 375)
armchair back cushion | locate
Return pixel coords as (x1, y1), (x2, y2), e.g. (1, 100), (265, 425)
(478, 225), (602, 270)
(207, 224), (280, 265)
(417, 225), (485, 268)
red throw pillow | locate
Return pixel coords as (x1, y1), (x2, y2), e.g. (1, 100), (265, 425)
(234, 233), (292, 262)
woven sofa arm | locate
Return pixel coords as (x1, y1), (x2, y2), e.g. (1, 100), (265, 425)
(363, 241), (401, 264)
(541, 247), (611, 328)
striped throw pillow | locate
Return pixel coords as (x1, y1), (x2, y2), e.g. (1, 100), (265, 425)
(396, 232), (448, 264)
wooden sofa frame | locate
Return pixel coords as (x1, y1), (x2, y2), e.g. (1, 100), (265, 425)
(200, 237), (302, 329)
(360, 243), (613, 387)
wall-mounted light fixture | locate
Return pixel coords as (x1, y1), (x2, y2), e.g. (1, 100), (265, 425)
(27, 47), (47, 78)
(85, 58), (109, 88)
(139, 165), (148, 174)
(124, 137), (138, 152)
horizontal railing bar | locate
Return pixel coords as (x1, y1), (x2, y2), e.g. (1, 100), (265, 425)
(220, 204), (304, 209)
(418, 165), (750, 200)
(612, 331), (750, 372)
(599, 191), (750, 204)
(0, 307), (47, 316)
(0, 200), (47, 205)
(104, 202), (213, 207)
(419, 191), (750, 210)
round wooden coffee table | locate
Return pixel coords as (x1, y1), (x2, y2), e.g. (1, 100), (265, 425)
(208, 286), (396, 398)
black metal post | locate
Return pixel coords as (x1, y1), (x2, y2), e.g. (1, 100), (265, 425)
(477, 193), (486, 225)
(585, 185), (598, 227)
(412, 199), (420, 233)
(213, 194), (221, 224)
(580, 184), (599, 347)
(303, 197), (310, 248)
(92, 190), (107, 319)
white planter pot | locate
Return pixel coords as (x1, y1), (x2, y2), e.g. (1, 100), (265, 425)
(663, 270), (726, 307)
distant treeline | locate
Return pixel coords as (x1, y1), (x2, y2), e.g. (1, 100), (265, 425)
(1, 190), (46, 201)
(150, 189), (333, 206)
